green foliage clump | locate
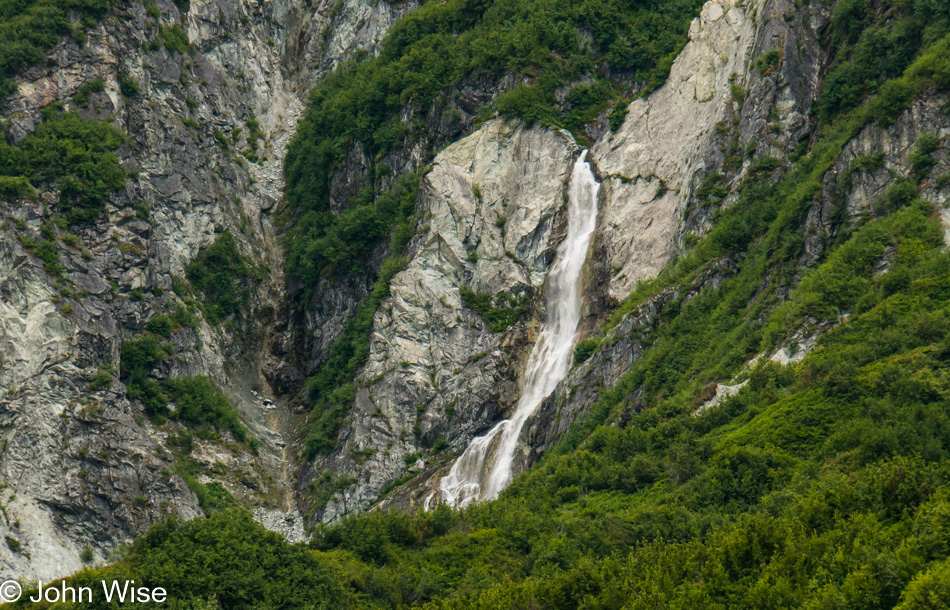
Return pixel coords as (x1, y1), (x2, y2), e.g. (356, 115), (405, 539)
(164, 376), (255, 447)
(0, 176), (35, 200)
(144, 305), (200, 337)
(88, 364), (114, 391)
(572, 337), (599, 366)
(184, 230), (252, 325)
(0, 0), (121, 99)
(910, 132), (941, 182)
(818, 0), (950, 123)
(72, 78), (104, 108)
(0, 106), (126, 222)
(117, 72), (140, 97)
(158, 24), (192, 55)
(308, 471), (358, 513)
(460, 286), (529, 332)
(12, 511), (347, 609)
(120, 335), (172, 415)
(288, 172), (419, 298)
(171, 460), (238, 515)
(696, 170), (729, 205)
(754, 48), (781, 75)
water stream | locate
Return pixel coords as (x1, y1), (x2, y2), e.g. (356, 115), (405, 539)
(438, 150), (601, 508)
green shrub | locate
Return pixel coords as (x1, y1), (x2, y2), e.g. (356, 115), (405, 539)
(120, 336), (171, 415)
(164, 375), (253, 445)
(0, 176), (36, 200)
(460, 287), (530, 332)
(696, 170), (729, 204)
(73, 78), (104, 108)
(184, 231), (252, 324)
(755, 49), (781, 75)
(118, 72), (140, 97)
(33, 239), (63, 276)
(0, 107), (126, 223)
(910, 132), (941, 182)
(145, 314), (173, 337)
(89, 365), (115, 391)
(573, 338), (599, 365)
(159, 24), (192, 55)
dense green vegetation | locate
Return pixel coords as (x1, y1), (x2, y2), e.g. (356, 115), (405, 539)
(11, 512), (347, 609)
(302, 177), (419, 457)
(120, 334), (255, 446)
(184, 230), (255, 325)
(0, 105), (126, 222)
(289, 172), (420, 301)
(37, 190), (950, 605)
(817, 0), (950, 122)
(49, 4), (950, 603)
(0, 0), (120, 99)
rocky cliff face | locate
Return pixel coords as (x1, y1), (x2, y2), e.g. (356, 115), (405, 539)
(304, 120), (579, 519)
(0, 0), (409, 581)
(3, 0), (948, 581)
(348, 0), (948, 514)
(350, 0), (826, 512)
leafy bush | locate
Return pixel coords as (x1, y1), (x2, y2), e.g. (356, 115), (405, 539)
(0, 0), (121, 100)
(88, 364), (114, 391)
(0, 106), (126, 223)
(573, 338), (599, 365)
(158, 24), (192, 55)
(164, 376), (254, 446)
(754, 48), (780, 75)
(460, 287), (530, 332)
(144, 305), (199, 337)
(120, 336), (172, 415)
(117, 72), (140, 97)
(910, 132), (941, 182)
(72, 78), (104, 108)
(185, 231), (253, 324)
(0, 176), (36, 200)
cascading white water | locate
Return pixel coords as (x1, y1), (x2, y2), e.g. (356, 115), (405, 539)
(438, 150), (600, 508)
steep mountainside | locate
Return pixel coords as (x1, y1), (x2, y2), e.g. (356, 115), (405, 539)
(4, 0), (950, 606)
(0, 0), (415, 580)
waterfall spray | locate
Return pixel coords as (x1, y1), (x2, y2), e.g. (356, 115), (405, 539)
(438, 150), (600, 508)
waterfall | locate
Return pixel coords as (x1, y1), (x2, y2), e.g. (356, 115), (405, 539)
(438, 150), (601, 508)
